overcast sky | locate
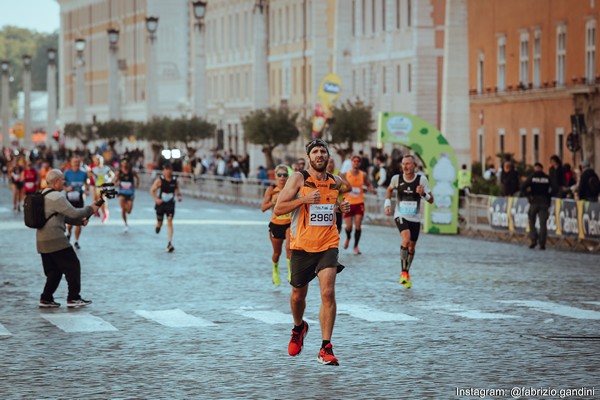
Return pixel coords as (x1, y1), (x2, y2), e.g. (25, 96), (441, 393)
(0, 0), (60, 33)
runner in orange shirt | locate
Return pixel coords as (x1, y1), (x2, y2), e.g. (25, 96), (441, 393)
(342, 155), (376, 255)
(274, 139), (350, 366)
(261, 164), (292, 286)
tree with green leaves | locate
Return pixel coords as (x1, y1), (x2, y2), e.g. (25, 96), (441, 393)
(168, 116), (215, 153)
(242, 107), (300, 169)
(63, 122), (96, 147)
(325, 99), (375, 160)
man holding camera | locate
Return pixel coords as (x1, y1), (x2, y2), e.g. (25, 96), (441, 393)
(37, 169), (99, 308)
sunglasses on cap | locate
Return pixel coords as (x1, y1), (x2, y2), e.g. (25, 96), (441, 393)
(305, 138), (329, 155)
(277, 173), (289, 177)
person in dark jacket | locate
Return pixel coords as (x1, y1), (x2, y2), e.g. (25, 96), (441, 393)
(500, 160), (519, 196)
(521, 162), (551, 250)
(577, 160), (600, 202)
(548, 155), (565, 198)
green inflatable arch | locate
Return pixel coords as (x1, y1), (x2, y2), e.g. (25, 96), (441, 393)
(378, 112), (458, 234)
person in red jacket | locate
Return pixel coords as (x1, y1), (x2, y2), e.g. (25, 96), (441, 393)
(23, 161), (39, 196)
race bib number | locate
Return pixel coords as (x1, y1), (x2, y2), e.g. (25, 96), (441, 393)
(399, 201), (418, 215)
(309, 204), (335, 226)
(350, 187), (361, 197)
(161, 192), (174, 202)
(67, 191), (81, 201)
(120, 182), (133, 190)
(24, 182), (35, 190)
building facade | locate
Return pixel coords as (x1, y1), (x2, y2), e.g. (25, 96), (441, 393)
(469, 0), (600, 173)
(57, 0), (447, 169)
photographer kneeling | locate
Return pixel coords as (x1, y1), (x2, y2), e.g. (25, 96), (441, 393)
(37, 169), (100, 308)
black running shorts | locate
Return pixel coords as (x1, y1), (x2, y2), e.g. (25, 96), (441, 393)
(394, 217), (421, 242)
(155, 201), (175, 218)
(269, 222), (290, 240)
(289, 248), (344, 288)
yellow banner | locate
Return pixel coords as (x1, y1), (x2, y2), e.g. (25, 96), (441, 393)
(312, 73), (342, 137)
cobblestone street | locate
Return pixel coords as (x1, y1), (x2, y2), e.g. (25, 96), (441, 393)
(1, 184), (599, 399)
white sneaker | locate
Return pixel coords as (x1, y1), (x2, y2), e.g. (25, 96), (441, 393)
(67, 298), (92, 308)
(123, 225), (129, 233)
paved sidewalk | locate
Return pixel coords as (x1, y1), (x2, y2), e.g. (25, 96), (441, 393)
(0, 182), (599, 399)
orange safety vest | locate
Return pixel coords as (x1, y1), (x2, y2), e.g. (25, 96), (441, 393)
(345, 170), (365, 205)
(270, 186), (291, 225)
(290, 171), (340, 252)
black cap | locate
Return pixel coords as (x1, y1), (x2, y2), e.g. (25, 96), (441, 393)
(305, 138), (329, 155)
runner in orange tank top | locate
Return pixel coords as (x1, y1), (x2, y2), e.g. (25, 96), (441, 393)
(261, 164), (292, 286)
(274, 139), (350, 366)
(342, 155), (376, 255)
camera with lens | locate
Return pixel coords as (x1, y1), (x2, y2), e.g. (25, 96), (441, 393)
(94, 183), (118, 206)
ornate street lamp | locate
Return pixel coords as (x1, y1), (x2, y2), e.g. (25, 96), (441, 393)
(192, 1), (208, 118)
(0, 60), (8, 74)
(145, 16), (159, 42)
(108, 28), (120, 48)
(74, 38), (86, 125)
(22, 55), (32, 70)
(192, 1), (208, 21)
(75, 38), (86, 54)
(47, 48), (57, 64)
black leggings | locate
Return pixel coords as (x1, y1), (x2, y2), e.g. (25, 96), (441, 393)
(40, 246), (81, 302)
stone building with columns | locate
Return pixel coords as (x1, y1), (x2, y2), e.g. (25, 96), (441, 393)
(56, 0), (449, 170)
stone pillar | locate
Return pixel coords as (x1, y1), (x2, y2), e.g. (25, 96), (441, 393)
(108, 40), (121, 120)
(47, 53), (57, 140)
(193, 23), (207, 118)
(23, 57), (32, 149)
(311, 0), (329, 100)
(252, 5), (269, 109)
(333, 0), (352, 103)
(75, 52), (86, 125)
(146, 34), (159, 120)
(1, 62), (9, 148)
(441, 0), (471, 167)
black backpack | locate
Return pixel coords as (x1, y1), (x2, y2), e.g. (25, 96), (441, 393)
(24, 189), (57, 229)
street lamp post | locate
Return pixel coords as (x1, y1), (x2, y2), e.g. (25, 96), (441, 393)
(145, 16), (159, 120)
(192, 1), (208, 118)
(22, 54), (32, 149)
(47, 48), (57, 143)
(1, 60), (9, 148)
(108, 28), (121, 120)
(75, 38), (87, 126)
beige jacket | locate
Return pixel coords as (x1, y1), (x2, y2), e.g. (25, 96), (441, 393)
(36, 188), (94, 254)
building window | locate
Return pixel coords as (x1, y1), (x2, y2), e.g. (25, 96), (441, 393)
(478, 127), (484, 167)
(556, 128), (564, 161)
(477, 51), (484, 94)
(397, 64), (401, 93)
(372, 0), (376, 34)
(382, 66), (387, 94)
(520, 128), (527, 163)
(362, 68), (367, 96)
(407, 0), (411, 27)
(396, 0), (401, 29)
(557, 24), (566, 86)
(519, 32), (529, 86)
(533, 30), (541, 88)
(352, 0), (356, 36)
(586, 19), (596, 84)
(408, 63), (412, 92)
(497, 36), (506, 91)
(362, 0), (366, 35)
(353, 69), (356, 96)
(382, 0), (386, 31)
(499, 128), (505, 154)
(533, 128), (540, 163)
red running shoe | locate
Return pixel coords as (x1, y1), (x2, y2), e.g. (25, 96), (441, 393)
(288, 321), (309, 356)
(317, 343), (339, 366)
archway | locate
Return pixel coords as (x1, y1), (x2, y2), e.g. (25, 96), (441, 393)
(378, 112), (459, 234)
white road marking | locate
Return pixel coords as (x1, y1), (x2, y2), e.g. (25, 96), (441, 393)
(583, 301), (600, 307)
(338, 303), (419, 322)
(233, 307), (316, 325)
(451, 310), (521, 319)
(0, 322), (12, 336)
(41, 312), (118, 332)
(499, 300), (600, 320)
(135, 309), (216, 327)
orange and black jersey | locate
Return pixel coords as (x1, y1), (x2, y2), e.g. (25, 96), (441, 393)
(290, 171), (341, 252)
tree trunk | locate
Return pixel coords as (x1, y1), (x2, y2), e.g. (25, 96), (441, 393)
(263, 146), (275, 169)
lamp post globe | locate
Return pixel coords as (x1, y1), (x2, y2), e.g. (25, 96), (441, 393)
(47, 48), (57, 64)
(22, 54), (32, 69)
(75, 38), (86, 53)
(192, 1), (208, 19)
(145, 16), (159, 34)
(108, 28), (120, 46)
(0, 60), (9, 73)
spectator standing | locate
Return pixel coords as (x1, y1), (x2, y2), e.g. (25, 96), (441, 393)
(500, 160), (519, 196)
(457, 164), (472, 197)
(577, 160), (600, 202)
(548, 155), (565, 198)
(521, 162), (551, 250)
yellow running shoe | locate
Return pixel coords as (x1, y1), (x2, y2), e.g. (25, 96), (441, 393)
(403, 272), (412, 288)
(399, 271), (409, 285)
(272, 265), (281, 286)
